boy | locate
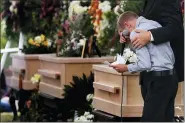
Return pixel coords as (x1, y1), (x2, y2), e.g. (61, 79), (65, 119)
(110, 11), (178, 122)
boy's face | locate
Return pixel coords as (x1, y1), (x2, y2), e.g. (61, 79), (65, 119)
(120, 18), (137, 32)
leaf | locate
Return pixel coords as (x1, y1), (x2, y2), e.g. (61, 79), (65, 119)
(62, 72), (94, 118)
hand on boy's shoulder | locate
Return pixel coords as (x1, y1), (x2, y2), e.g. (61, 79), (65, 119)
(131, 29), (151, 49)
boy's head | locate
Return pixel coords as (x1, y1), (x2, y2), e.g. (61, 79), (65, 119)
(117, 11), (138, 33)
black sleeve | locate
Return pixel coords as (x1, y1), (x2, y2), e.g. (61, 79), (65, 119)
(150, 21), (184, 45)
(145, 0), (184, 45)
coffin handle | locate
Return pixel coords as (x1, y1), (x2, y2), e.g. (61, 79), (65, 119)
(38, 69), (60, 80)
(93, 82), (120, 93)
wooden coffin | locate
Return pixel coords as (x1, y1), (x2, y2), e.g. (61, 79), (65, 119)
(8, 53), (49, 90)
(38, 54), (114, 99)
(93, 65), (184, 117)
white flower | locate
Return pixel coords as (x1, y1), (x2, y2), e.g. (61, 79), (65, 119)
(72, 43), (78, 50)
(31, 77), (38, 84)
(86, 94), (94, 102)
(84, 112), (90, 116)
(120, 0), (127, 9)
(47, 39), (52, 47)
(66, 46), (70, 50)
(78, 38), (86, 46)
(74, 6), (87, 15)
(71, 38), (76, 43)
(68, 1), (87, 20)
(34, 36), (42, 43)
(86, 114), (94, 119)
(13, 8), (18, 14)
(99, 1), (111, 13)
(9, 5), (14, 12)
(129, 54), (138, 63)
(1, 19), (6, 34)
(68, 1), (80, 20)
(79, 116), (88, 121)
(123, 48), (134, 58)
(74, 117), (80, 122)
(110, 48), (115, 52)
(74, 112), (94, 122)
(100, 19), (109, 30)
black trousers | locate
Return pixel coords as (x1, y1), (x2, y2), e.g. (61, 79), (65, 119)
(140, 71), (178, 122)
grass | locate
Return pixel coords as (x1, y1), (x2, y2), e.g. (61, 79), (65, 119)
(0, 112), (20, 122)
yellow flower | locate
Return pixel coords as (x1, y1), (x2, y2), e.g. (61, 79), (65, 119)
(28, 38), (34, 44)
(42, 41), (48, 47)
(35, 43), (40, 47)
(31, 74), (41, 84)
(31, 42), (36, 45)
(41, 34), (45, 41)
(34, 36), (42, 43)
(34, 74), (41, 79)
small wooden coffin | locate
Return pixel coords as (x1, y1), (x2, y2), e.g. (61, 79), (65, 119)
(93, 65), (184, 117)
(38, 54), (114, 99)
(8, 53), (49, 90)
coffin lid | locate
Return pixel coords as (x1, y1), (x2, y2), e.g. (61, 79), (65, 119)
(39, 54), (114, 64)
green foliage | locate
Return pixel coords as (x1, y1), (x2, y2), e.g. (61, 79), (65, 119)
(62, 73), (94, 119)
(122, 0), (145, 14)
(23, 92), (44, 122)
(62, 47), (83, 57)
(109, 0), (119, 8)
(98, 11), (118, 50)
(1, 21), (7, 49)
(22, 45), (56, 54)
(81, 14), (94, 38)
(69, 13), (94, 38)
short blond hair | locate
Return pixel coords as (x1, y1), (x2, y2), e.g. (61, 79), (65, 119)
(117, 11), (138, 31)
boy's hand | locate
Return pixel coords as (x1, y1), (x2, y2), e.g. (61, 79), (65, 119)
(119, 32), (126, 43)
(109, 64), (128, 73)
(131, 29), (151, 48)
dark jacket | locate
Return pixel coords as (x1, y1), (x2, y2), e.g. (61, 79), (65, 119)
(0, 70), (7, 98)
(141, 0), (184, 82)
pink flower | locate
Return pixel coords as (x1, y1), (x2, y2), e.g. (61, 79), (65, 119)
(26, 100), (31, 109)
(62, 20), (70, 33)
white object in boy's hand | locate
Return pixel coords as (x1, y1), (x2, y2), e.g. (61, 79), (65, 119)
(111, 54), (126, 65)
(103, 61), (111, 66)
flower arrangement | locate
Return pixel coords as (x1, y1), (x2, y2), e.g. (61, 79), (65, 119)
(74, 111), (94, 122)
(74, 94), (94, 122)
(88, 0), (101, 36)
(88, 0), (119, 54)
(68, 1), (88, 21)
(22, 34), (55, 54)
(1, 0), (23, 41)
(55, 1), (95, 57)
(2, 0), (68, 42)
